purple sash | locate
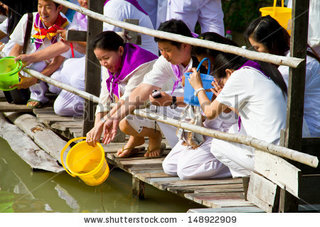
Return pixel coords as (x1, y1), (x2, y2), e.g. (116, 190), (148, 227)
(170, 65), (182, 95)
(106, 43), (157, 98)
(73, 11), (87, 30)
(239, 60), (269, 78)
(237, 60), (269, 131)
(104, 0), (148, 15)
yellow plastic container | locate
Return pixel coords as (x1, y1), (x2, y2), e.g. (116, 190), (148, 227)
(60, 137), (110, 186)
(259, 0), (292, 34)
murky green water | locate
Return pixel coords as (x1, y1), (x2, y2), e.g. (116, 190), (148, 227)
(0, 138), (202, 213)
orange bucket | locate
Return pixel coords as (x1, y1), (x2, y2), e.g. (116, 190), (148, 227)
(259, 0), (292, 34)
(60, 137), (109, 186)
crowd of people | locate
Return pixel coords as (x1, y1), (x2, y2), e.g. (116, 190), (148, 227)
(0, 0), (319, 180)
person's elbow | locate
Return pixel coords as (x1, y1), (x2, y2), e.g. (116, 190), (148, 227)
(204, 109), (218, 120)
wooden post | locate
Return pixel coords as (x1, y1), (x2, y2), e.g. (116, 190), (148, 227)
(132, 177), (145, 199)
(82, 0), (104, 136)
(280, 0), (310, 212)
(123, 19), (141, 45)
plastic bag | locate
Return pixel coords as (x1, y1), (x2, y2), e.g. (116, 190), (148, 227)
(176, 105), (204, 149)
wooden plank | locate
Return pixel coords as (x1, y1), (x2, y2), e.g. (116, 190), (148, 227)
(0, 114), (63, 172)
(154, 178), (243, 188)
(127, 165), (164, 172)
(12, 114), (67, 163)
(82, 0), (103, 135)
(247, 173), (278, 213)
(147, 177), (181, 190)
(203, 199), (254, 208)
(168, 184), (243, 194)
(184, 192), (245, 207)
(129, 169), (165, 174)
(188, 207), (264, 213)
(134, 172), (171, 178)
(0, 102), (33, 112)
(66, 29), (87, 42)
(50, 121), (83, 131)
(254, 149), (301, 197)
(35, 114), (81, 123)
(117, 158), (165, 169)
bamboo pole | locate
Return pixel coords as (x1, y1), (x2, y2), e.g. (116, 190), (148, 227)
(22, 68), (100, 104)
(52, 0), (303, 68)
(134, 109), (318, 168)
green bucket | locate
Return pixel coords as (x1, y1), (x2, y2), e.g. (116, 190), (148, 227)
(0, 56), (22, 91)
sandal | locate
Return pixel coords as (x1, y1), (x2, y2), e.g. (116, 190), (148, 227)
(144, 143), (166, 159)
(27, 99), (43, 108)
(116, 146), (145, 158)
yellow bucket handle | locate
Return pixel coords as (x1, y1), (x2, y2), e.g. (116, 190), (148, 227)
(60, 136), (87, 177)
(273, 0), (285, 15)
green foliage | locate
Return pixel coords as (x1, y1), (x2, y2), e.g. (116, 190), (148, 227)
(222, 0), (274, 32)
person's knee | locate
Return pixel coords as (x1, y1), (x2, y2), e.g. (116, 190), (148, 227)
(162, 159), (177, 176)
(176, 161), (202, 180)
(119, 119), (131, 134)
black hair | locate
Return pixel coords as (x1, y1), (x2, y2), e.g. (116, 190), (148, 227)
(91, 31), (124, 51)
(0, 3), (7, 15)
(245, 15), (320, 63)
(154, 19), (192, 48)
(1, 0), (37, 35)
(244, 15), (290, 56)
(193, 32), (239, 58)
(212, 52), (287, 96)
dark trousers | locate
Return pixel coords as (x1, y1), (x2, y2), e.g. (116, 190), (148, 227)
(3, 89), (30, 104)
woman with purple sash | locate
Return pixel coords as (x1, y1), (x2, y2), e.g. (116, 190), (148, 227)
(181, 33), (287, 179)
(86, 31), (158, 155)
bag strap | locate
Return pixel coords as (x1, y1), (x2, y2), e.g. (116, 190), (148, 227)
(197, 57), (211, 74)
(23, 13), (33, 54)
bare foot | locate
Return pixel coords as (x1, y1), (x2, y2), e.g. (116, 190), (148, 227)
(116, 136), (145, 158)
(144, 143), (166, 158)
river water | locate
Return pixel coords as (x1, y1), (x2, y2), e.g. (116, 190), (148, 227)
(0, 138), (202, 213)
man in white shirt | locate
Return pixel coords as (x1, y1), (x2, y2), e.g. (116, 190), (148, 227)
(8, 0), (70, 107)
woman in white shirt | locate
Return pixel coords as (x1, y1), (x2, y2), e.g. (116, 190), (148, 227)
(245, 15), (320, 137)
(188, 50), (287, 177)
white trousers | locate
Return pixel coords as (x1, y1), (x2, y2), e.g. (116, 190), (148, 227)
(210, 124), (254, 178)
(162, 138), (231, 180)
(162, 111), (237, 180)
(166, 0), (224, 35)
(49, 57), (85, 116)
(27, 61), (49, 103)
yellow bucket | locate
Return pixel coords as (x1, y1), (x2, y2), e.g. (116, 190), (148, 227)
(259, 0), (292, 34)
(60, 137), (110, 186)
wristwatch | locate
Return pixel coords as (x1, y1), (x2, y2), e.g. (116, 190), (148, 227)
(170, 96), (177, 109)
